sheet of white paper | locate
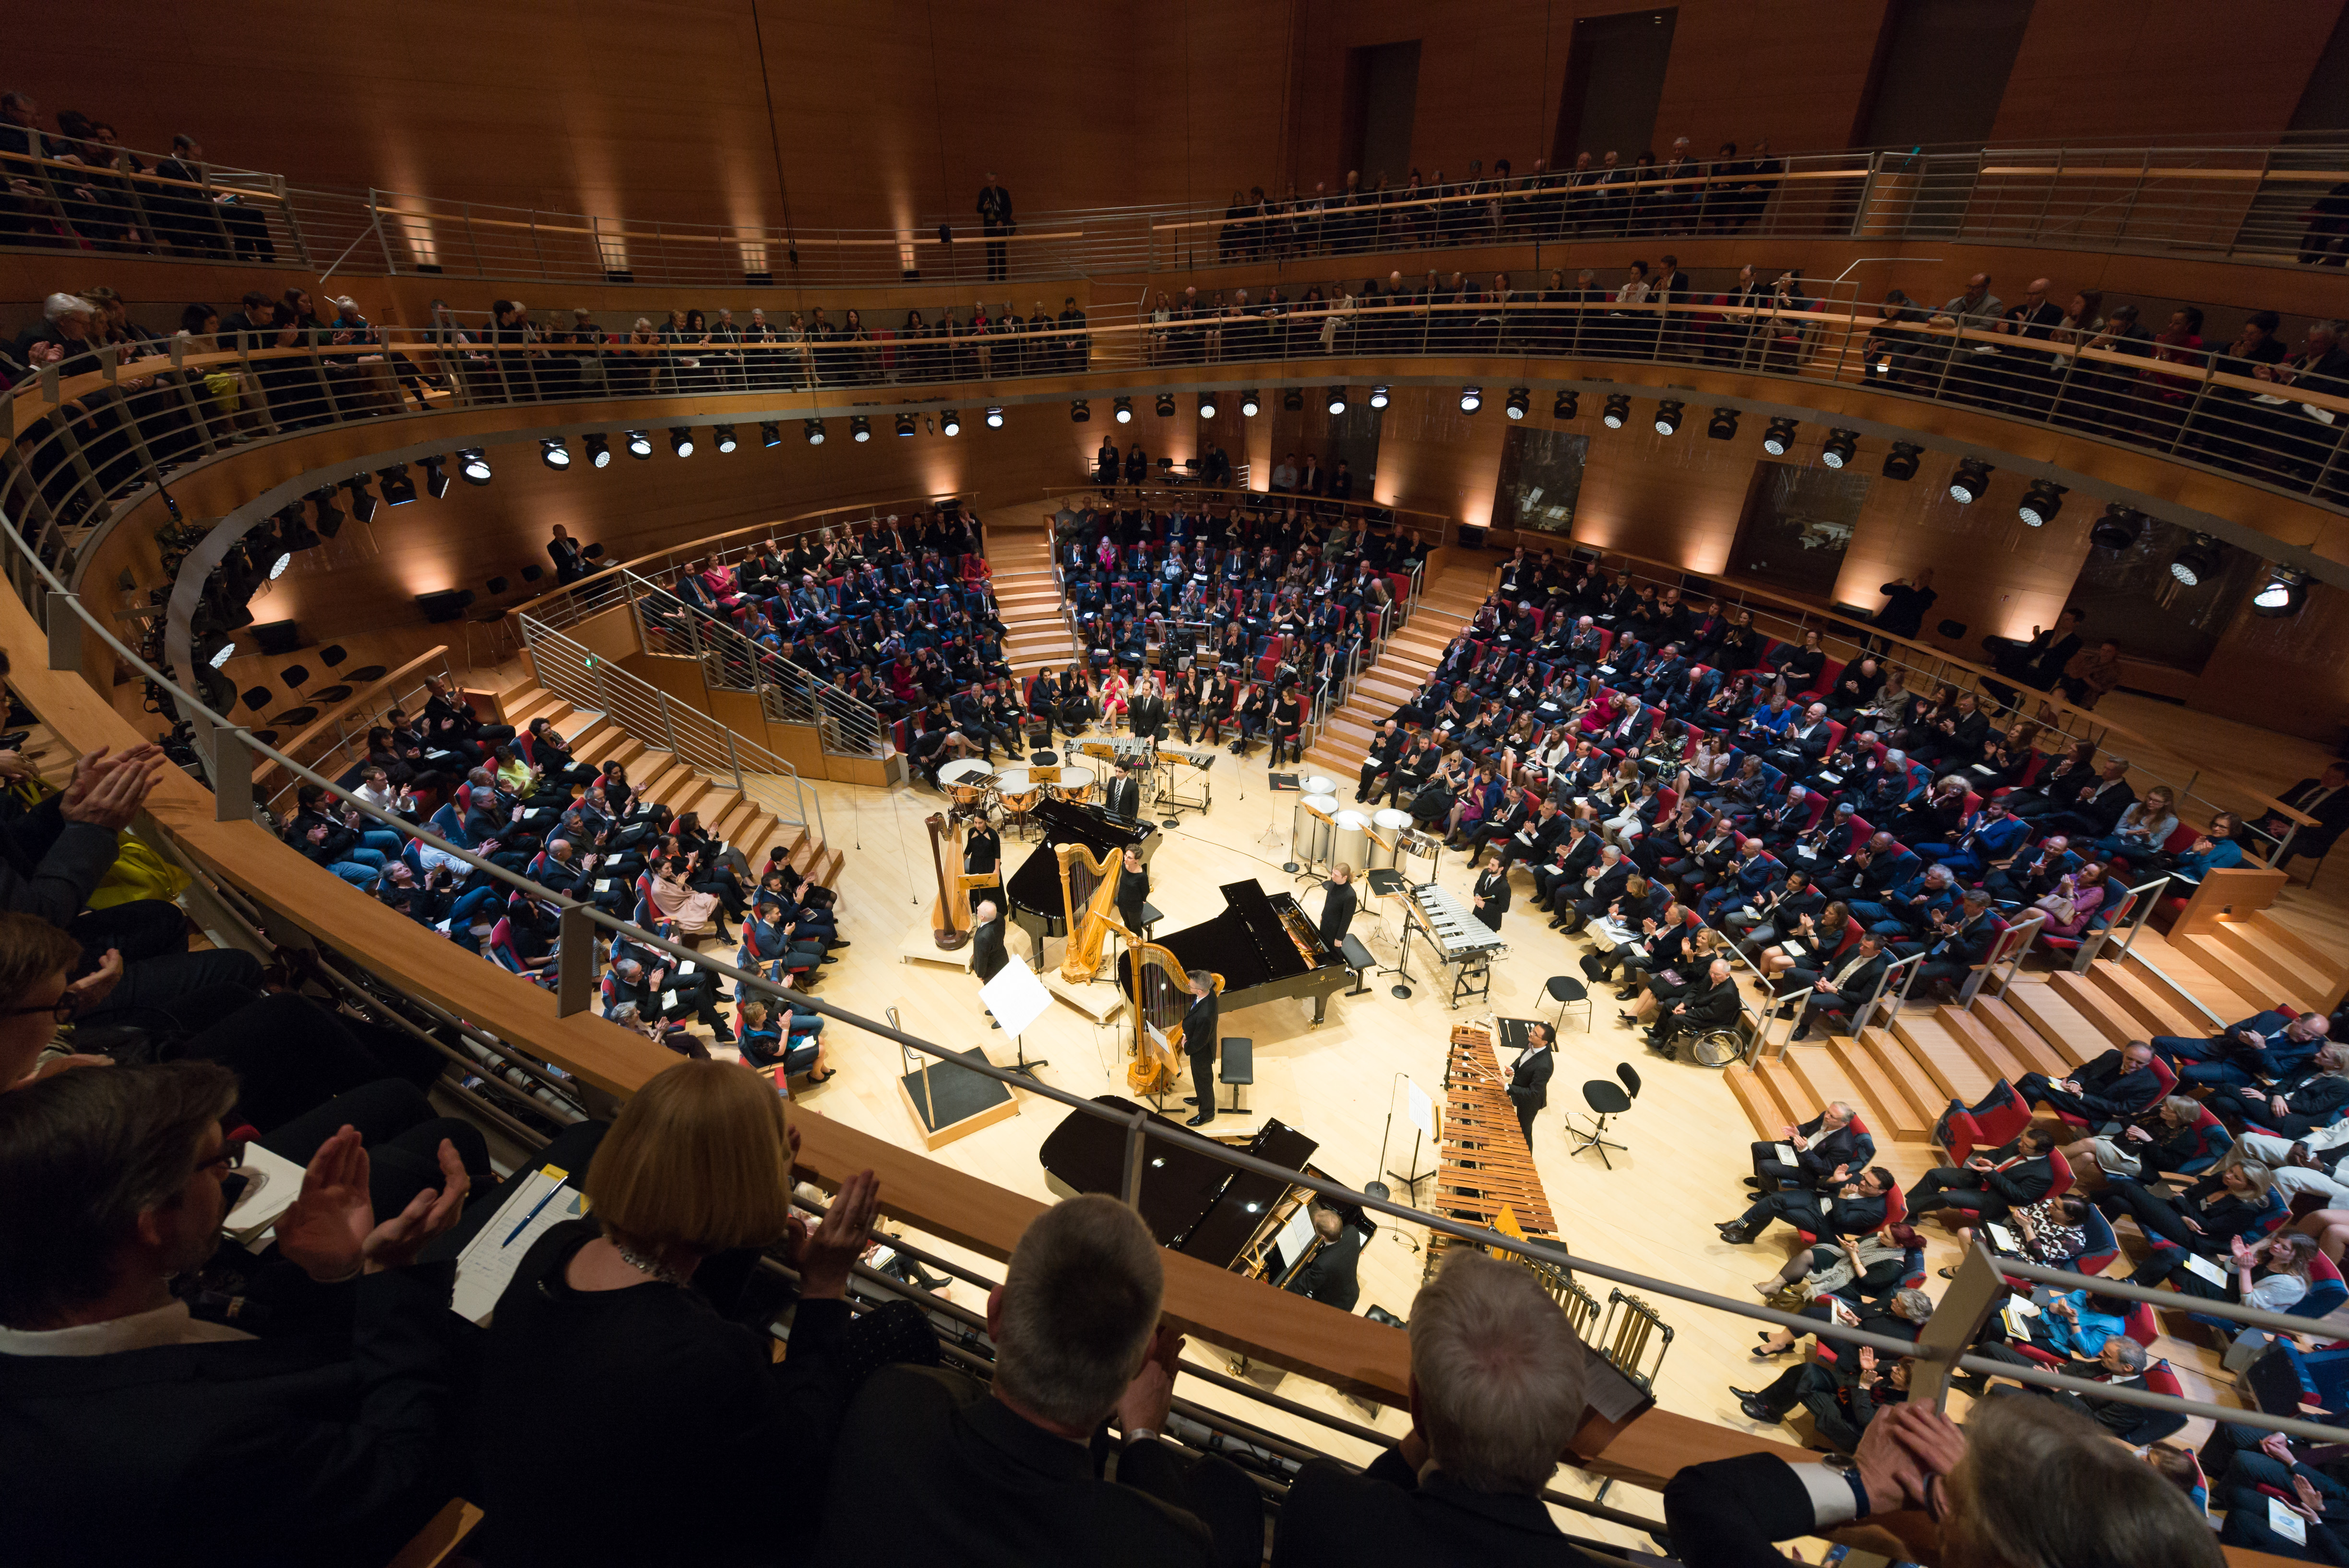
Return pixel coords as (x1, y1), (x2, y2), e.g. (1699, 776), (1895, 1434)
(2271, 1497), (2310, 1546)
(223, 1143), (309, 1251)
(451, 1168), (586, 1324)
(1408, 1081), (1436, 1143)
(1274, 1203), (1318, 1275)
(2182, 1251), (2232, 1286)
(981, 956), (1054, 1038)
(1987, 1222), (2020, 1253)
(595, 879), (613, 893)
(677, 960), (695, 974)
(661, 989), (678, 1011)
(1774, 1142), (1798, 1166)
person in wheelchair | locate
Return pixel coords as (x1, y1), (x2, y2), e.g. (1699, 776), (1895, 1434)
(1646, 955), (1741, 1060)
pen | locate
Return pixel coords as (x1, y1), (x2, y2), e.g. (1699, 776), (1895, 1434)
(501, 1180), (564, 1247)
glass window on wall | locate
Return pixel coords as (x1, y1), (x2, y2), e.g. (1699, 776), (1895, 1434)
(1492, 425), (1593, 537)
(1258, 398), (1383, 501)
(1729, 460), (1871, 597)
(2067, 517), (2260, 674)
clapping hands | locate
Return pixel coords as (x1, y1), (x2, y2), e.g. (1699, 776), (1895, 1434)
(1852, 1402), (1966, 1520)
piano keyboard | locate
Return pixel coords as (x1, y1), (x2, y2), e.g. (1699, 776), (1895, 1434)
(1407, 882), (1506, 959)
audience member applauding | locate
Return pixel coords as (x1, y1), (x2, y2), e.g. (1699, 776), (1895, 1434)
(1274, 1250), (1613, 1566)
(818, 1194), (1262, 1566)
(1906, 1125), (2059, 1224)
(477, 1060), (936, 1566)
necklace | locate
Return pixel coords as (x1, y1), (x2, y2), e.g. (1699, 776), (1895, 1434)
(611, 1238), (689, 1287)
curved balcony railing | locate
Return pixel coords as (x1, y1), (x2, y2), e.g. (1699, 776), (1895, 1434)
(5, 133), (2348, 290)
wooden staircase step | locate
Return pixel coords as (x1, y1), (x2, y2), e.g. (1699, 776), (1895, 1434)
(1969, 996), (2075, 1078)
(2003, 983), (2110, 1068)
(1783, 1044), (1867, 1122)
(2079, 958), (2202, 1038)
(1729, 1057), (1801, 1136)
(1938, 1006), (2034, 1083)
(2244, 909), (2339, 974)
(2047, 971), (2146, 1051)
(2202, 917), (2335, 1003)
(2174, 933), (2310, 1017)
(1826, 1033), (1931, 1141)
(1887, 1012), (1995, 1103)
(2118, 945), (2255, 1026)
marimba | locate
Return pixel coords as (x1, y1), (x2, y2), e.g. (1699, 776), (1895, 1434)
(1426, 1024), (1560, 1280)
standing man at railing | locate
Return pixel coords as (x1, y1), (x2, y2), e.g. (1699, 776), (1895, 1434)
(976, 172), (1014, 285)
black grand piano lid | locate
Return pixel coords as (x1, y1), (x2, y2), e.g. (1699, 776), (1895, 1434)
(1037, 1095), (1319, 1259)
(1006, 798), (1162, 924)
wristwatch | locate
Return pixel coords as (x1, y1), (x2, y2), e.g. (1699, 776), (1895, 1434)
(1818, 1451), (1871, 1519)
(1122, 1426), (1162, 1448)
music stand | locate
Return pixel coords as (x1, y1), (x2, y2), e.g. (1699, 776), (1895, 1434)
(1294, 797), (1337, 889)
(1377, 1072), (1438, 1204)
(1367, 868), (1412, 996)
(1267, 771), (1302, 866)
(981, 959), (1054, 1081)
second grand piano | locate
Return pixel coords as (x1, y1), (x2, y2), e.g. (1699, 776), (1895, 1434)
(1125, 879), (1352, 1023)
(1003, 797), (1159, 957)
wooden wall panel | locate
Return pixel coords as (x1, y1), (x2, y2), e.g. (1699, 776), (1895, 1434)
(1648, 1), (1892, 157)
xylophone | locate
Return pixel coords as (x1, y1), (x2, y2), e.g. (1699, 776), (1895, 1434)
(1426, 1024), (1560, 1280)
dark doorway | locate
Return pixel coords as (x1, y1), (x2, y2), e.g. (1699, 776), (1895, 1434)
(1853, 0), (2036, 150)
(1552, 10), (1678, 166)
(2066, 520), (2259, 675)
(1342, 41), (1422, 188)
(1729, 461), (1869, 598)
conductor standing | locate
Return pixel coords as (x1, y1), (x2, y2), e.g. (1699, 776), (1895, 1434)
(1318, 862), (1358, 948)
(1180, 967), (1221, 1128)
(971, 898), (1009, 1029)
(1505, 1021), (1556, 1149)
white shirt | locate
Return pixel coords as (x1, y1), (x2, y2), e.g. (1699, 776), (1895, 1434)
(0, 1299), (252, 1357)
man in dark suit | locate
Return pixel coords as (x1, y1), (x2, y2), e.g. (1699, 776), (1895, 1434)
(1180, 968), (1221, 1128)
(1651, 957), (1741, 1060)
(1906, 1125), (2058, 1222)
(2259, 762), (2349, 868)
(972, 899), (1010, 1028)
(2015, 1040), (2161, 1125)
(1317, 862), (1357, 948)
(1281, 1201), (1370, 1313)
(1750, 1102), (1872, 1192)
(1102, 760), (1145, 820)
(1717, 1165), (1893, 1245)
(547, 523), (587, 584)
(1470, 849), (1511, 931)
(1273, 1250), (1613, 1568)
(1962, 1334), (2152, 1438)
(2153, 1008), (2330, 1091)
(2210, 1044), (2349, 1137)
(0, 1061), (472, 1568)
(818, 1194), (1257, 1568)
(1355, 720), (1409, 802)
(976, 172), (1014, 283)
(1128, 679), (1169, 743)
(1787, 933), (1891, 1042)
(1505, 1022), (1556, 1148)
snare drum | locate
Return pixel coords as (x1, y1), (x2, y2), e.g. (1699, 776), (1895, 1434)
(1369, 807), (1412, 870)
(1331, 810), (1370, 877)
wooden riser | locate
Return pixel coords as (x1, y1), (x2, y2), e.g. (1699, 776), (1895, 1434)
(2200, 916), (2339, 1007)
(2173, 932), (2311, 1018)
(1825, 1033), (1931, 1140)
(2078, 958), (2203, 1038)
(2003, 983), (2110, 1068)
(2048, 971), (2150, 1051)
(1857, 1027), (1954, 1124)
(1727, 1059), (1799, 1138)
(1939, 1006), (2037, 1084)
(1887, 1012), (1995, 1103)
(2119, 944), (2259, 1025)
(1969, 996), (2074, 1078)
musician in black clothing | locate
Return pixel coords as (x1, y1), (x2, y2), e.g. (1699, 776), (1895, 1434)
(1114, 846), (1151, 933)
(1505, 1022), (1557, 1148)
(961, 820), (1001, 909)
(1470, 849), (1512, 931)
(1282, 1200), (1371, 1312)
(1181, 968), (1222, 1127)
(1317, 862), (1358, 948)
(1269, 681), (1306, 768)
(971, 899), (1009, 1029)
(1102, 759), (1145, 819)
(1232, 684), (1271, 755)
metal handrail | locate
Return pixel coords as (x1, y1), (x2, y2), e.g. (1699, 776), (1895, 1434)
(13, 480), (2349, 1455)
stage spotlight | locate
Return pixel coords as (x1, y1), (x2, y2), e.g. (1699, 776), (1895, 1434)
(1553, 390), (1578, 420)
(1706, 407), (1739, 440)
(2170, 534), (2221, 587)
(759, 422), (782, 448)
(1369, 385), (1389, 409)
(421, 456), (450, 499)
(1114, 396), (1133, 424)
(340, 474), (375, 524)
(2253, 565), (2309, 617)
(1653, 400), (1684, 436)
(377, 464), (417, 505)
(310, 488), (344, 539)
(1504, 387), (1529, 420)
(805, 419), (826, 445)
(1882, 440), (1922, 480)
(1601, 393), (1630, 428)
(1459, 386), (1482, 413)
(1947, 457), (1992, 505)
(584, 433), (611, 467)
(282, 503), (321, 554)
(668, 428), (694, 458)
(1072, 398), (1090, 423)
(940, 410), (961, 437)
(850, 416), (871, 443)
(1156, 392), (1176, 418)
(986, 406), (1005, 428)
(715, 424), (738, 453)
(1820, 428), (1860, 469)
(1197, 393), (1216, 420)
(1239, 390), (1261, 417)
(459, 449), (491, 485)
(895, 413), (916, 438)
(540, 436), (571, 469)
(1328, 387), (1348, 416)
(2018, 479), (2066, 527)
(2090, 503), (2141, 550)
(1283, 388), (1304, 412)
(204, 635), (236, 671)
(626, 430), (652, 459)
(1761, 416), (1798, 455)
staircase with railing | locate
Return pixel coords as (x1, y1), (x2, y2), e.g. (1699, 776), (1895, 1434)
(513, 615), (840, 886)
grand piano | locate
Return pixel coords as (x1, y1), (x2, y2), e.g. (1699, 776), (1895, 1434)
(1003, 797), (1160, 956)
(1038, 1095), (1319, 1267)
(1128, 879), (1352, 1023)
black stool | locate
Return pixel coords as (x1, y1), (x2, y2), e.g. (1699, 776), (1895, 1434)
(1571, 1062), (1638, 1168)
(1219, 1037), (1253, 1114)
(1546, 975), (1592, 1032)
(1340, 934), (1375, 996)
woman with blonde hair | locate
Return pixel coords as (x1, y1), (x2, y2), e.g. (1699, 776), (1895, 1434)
(476, 1060), (936, 1564)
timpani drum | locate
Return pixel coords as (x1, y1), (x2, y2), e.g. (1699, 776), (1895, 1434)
(1301, 774), (1336, 799)
(1295, 792), (1339, 868)
(939, 757), (996, 812)
(1331, 810), (1370, 877)
(1369, 808), (1412, 870)
(994, 766), (1044, 832)
(1050, 762), (1097, 805)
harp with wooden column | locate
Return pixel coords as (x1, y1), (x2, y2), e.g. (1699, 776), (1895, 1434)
(1056, 841), (1121, 983)
(1125, 940), (1220, 1100)
(925, 814), (1000, 950)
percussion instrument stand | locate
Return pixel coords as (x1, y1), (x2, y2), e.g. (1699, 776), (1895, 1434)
(1377, 915), (1419, 999)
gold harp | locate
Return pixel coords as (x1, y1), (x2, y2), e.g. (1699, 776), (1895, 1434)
(1055, 841), (1121, 983)
(1126, 939), (1220, 1099)
(925, 814), (1001, 950)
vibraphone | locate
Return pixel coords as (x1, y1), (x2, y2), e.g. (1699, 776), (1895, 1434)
(1426, 1024), (1560, 1281)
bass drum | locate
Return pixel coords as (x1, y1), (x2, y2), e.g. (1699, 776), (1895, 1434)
(1368, 807), (1412, 870)
(1330, 810), (1370, 879)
